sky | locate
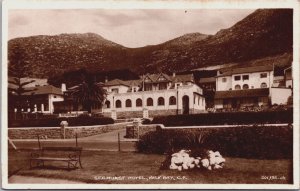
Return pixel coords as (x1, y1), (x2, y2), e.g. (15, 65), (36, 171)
(9, 9), (254, 48)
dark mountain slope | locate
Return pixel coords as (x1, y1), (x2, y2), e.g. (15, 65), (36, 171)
(8, 9), (293, 78)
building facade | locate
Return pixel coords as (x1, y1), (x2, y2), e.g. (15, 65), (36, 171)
(214, 65), (292, 109)
(101, 73), (206, 119)
(214, 65), (271, 109)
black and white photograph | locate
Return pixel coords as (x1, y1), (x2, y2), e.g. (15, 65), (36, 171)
(1, 0), (299, 189)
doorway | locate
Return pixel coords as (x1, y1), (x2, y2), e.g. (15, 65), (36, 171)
(182, 95), (189, 114)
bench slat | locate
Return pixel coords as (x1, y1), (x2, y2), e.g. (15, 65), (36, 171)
(31, 157), (78, 161)
(42, 147), (82, 151)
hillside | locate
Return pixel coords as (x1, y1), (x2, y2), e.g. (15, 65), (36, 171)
(8, 9), (293, 78)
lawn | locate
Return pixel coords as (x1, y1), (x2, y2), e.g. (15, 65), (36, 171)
(8, 149), (293, 184)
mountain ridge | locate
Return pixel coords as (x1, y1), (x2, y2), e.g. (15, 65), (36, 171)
(8, 9), (293, 78)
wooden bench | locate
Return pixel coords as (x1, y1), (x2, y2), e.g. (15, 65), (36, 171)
(30, 147), (83, 170)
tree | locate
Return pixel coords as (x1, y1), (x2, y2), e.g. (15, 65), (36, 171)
(71, 75), (107, 113)
(8, 45), (35, 115)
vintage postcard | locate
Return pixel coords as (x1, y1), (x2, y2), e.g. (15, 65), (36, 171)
(1, 0), (299, 189)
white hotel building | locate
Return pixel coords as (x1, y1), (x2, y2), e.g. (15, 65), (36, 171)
(214, 65), (292, 109)
(101, 73), (206, 119)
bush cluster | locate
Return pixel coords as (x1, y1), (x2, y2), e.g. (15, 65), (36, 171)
(9, 115), (114, 127)
(151, 109), (293, 126)
(136, 125), (293, 159)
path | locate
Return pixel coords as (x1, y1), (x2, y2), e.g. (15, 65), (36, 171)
(10, 128), (137, 151)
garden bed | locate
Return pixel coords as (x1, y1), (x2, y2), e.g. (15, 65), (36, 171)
(136, 125), (293, 159)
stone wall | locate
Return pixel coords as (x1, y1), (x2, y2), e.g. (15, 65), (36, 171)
(125, 124), (158, 139)
(8, 127), (62, 139)
(8, 122), (131, 139)
(104, 110), (177, 119)
(148, 109), (178, 117)
(116, 111), (143, 119)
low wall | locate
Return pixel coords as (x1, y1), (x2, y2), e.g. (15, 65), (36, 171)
(125, 124), (158, 138)
(8, 122), (131, 139)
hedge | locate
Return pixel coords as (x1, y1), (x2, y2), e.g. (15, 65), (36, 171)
(9, 115), (114, 127)
(136, 125), (293, 159)
(151, 109), (293, 126)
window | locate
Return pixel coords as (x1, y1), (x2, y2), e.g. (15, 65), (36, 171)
(44, 102), (49, 111)
(169, 96), (176, 105)
(261, 82), (267, 88)
(136, 99), (142, 107)
(242, 75), (249, 81)
(222, 78), (227, 82)
(260, 73), (267, 78)
(175, 83), (181, 88)
(144, 84), (152, 91)
(125, 99), (132, 107)
(234, 76), (241, 81)
(158, 97), (165, 106)
(147, 98), (153, 106)
(243, 84), (249, 89)
(116, 100), (122, 108)
(159, 83), (167, 90)
(112, 88), (119, 93)
(105, 101), (110, 108)
(37, 104), (41, 111)
(235, 85), (241, 90)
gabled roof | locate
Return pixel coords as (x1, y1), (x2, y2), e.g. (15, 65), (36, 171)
(104, 79), (130, 87)
(171, 74), (194, 83)
(218, 65), (273, 77)
(126, 79), (142, 87)
(144, 73), (172, 83)
(215, 88), (269, 99)
(22, 85), (63, 96)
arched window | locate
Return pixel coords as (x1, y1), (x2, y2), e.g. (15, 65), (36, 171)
(158, 97), (165, 106)
(125, 99), (132, 107)
(235, 85), (241, 90)
(169, 96), (176, 105)
(136, 98), (142, 107)
(147, 98), (153, 106)
(261, 83), (267, 88)
(105, 101), (110, 108)
(243, 84), (249, 89)
(116, 100), (122, 108)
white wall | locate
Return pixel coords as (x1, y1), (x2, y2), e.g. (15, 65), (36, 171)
(48, 94), (64, 113)
(216, 76), (232, 91)
(286, 80), (293, 88)
(216, 71), (273, 91)
(270, 88), (292, 105)
(102, 84), (206, 113)
(104, 85), (129, 94)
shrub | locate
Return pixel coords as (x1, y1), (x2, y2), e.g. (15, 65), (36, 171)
(8, 116), (114, 127)
(136, 126), (293, 159)
(151, 109), (293, 126)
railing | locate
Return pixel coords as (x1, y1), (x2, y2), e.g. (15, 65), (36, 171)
(157, 123), (291, 129)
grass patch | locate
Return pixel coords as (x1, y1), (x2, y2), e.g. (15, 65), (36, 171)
(8, 149), (293, 184)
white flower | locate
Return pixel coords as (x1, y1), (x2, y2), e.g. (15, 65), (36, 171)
(182, 163), (189, 170)
(201, 159), (210, 168)
(213, 164), (223, 169)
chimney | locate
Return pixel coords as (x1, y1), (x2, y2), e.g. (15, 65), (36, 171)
(173, 72), (176, 77)
(61, 83), (66, 92)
